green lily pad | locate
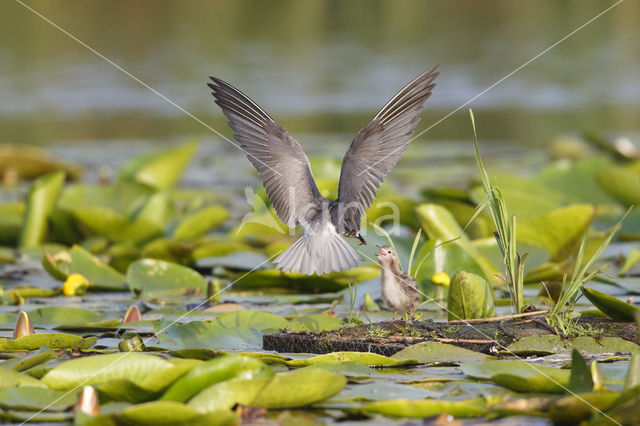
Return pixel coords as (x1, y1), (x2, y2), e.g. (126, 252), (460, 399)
(0, 202), (25, 245)
(462, 360), (570, 393)
(363, 398), (487, 418)
(172, 206), (229, 240)
(43, 245), (127, 290)
(0, 347), (53, 372)
(518, 204), (596, 262)
(71, 206), (164, 244)
(447, 271), (495, 320)
(119, 400), (237, 426)
(161, 356), (272, 403)
(154, 318), (262, 350)
(582, 287), (640, 321)
(231, 269), (349, 293)
(549, 391), (620, 424)
(27, 306), (103, 327)
(392, 341), (489, 363)
(119, 141), (197, 190)
(414, 204), (497, 283)
(287, 315), (344, 331)
(620, 248), (640, 276)
(41, 353), (174, 390)
(505, 335), (640, 356)
(19, 171), (66, 249)
(286, 352), (404, 368)
(188, 376), (272, 413)
(127, 259), (207, 300)
(211, 310), (288, 331)
(597, 164), (640, 206)
(0, 333), (96, 351)
(0, 369), (46, 390)
(58, 182), (152, 214)
(250, 368), (347, 409)
(569, 349), (594, 393)
(0, 386), (77, 411)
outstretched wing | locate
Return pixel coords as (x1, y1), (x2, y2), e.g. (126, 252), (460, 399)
(336, 66), (438, 231)
(208, 77), (323, 227)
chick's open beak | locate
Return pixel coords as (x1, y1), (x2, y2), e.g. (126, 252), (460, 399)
(376, 245), (386, 256)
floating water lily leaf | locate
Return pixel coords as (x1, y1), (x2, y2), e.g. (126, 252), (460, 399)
(392, 341), (489, 363)
(0, 368), (46, 390)
(287, 315), (344, 331)
(461, 360), (570, 389)
(96, 361), (198, 403)
(505, 335), (640, 356)
(597, 164), (640, 206)
(620, 248), (640, 276)
(119, 141), (197, 190)
(569, 349), (593, 394)
(0, 347), (53, 372)
(549, 391), (620, 424)
(286, 352), (404, 368)
(191, 240), (256, 261)
(0, 386), (77, 411)
(0, 333), (96, 351)
(161, 356), (272, 403)
(28, 306), (103, 327)
(58, 182), (152, 214)
(188, 376), (272, 413)
(363, 398), (487, 418)
(211, 310), (288, 331)
(119, 400), (237, 426)
(582, 287), (640, 321)
(0, 202), (24, 245)
(154, 318), (262, 350)
(43, 245), (127, 290)
(470, 173), (563, 220)
(414, 204), (497, 283)
(536, 157), (617, 205)
(250, 368), (346, 409)
(231, 269), (349, 293)
(42, 353), (174, 390)
(447, 271), (495, 320)
(518, 204), (596, 262)
(72, 206), (164, 244)
(195, 251), (269, 271)
(19, 171), (66, 249)
(127, 259), (207, 300)
(0, 144), (82, 180)
(172, 206), (229, 240)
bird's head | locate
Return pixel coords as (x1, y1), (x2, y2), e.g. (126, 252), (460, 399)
(376, 245), (398, 266)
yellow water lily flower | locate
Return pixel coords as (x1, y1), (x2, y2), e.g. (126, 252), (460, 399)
(63, 273), (90, 296)
(431, 272), (451, 287)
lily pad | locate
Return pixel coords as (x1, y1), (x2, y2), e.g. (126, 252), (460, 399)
(286, 352), (405, 368)
(161, 356), (273, 402)
(597, 164), (640, 206)
(119, 141), (197, 190)
(582, 287), (640, 321)
(462, 360), (570, 393)
(119, 400), (237, 426)
(518, 204), (596, 262)
(0, 369), (47, 390)
(41, 353), (174, 390)
(154, 318), (262, 350)
(414, 204), (497, 282)
(0, 386), (77, 411)
(287, 315), (344, 332)
(363, 398), (487, 418)
(0, 333), (96, 351)
(127, 259), (207, 300)
(19, 171), (66, 249)
(172, 206), (229, 240)
(447, 271), (495, 320)
(43, 245), (127, 290)
(392, 341), (489, 363)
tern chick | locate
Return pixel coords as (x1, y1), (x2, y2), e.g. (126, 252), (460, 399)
(377, 246), (420, 321)
(208, 67), (438, 275)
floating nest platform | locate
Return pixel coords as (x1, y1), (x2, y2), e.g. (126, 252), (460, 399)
(263, 315), (639, 356)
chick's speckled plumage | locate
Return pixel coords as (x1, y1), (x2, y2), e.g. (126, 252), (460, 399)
(377, 246), (420, 320)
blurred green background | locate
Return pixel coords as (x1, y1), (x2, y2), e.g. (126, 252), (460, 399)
(1, 0), (638, 191)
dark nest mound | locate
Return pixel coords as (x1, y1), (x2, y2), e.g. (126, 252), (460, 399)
(263, 315), (639, 356)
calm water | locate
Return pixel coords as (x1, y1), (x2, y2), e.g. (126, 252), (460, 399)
(1, 0), (639, 191)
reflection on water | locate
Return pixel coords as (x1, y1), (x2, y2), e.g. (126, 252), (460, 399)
(1, 0), (638, 189)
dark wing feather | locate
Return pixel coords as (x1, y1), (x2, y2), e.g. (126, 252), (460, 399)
(208, 78), (323, 227)
(336, 66), (438, 231)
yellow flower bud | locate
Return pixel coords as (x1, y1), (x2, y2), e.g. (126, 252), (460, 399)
(63, 273), (90, 296)
(431, 272), (451, 287)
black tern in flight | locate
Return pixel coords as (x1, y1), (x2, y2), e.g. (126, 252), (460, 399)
(208, 66), (438, 275)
